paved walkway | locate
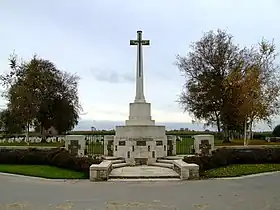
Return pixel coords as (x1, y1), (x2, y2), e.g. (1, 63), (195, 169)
(110, 166), (179, 178)
(0, 172), (280, 209)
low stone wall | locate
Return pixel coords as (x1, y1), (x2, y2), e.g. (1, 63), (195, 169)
(173, 159), (199, 180)
(89, 160), (113, 181)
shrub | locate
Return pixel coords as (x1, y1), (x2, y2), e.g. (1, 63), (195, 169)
(273, 125), (280, 137)
(184, 148), (280, 176)
(253, 132), (272, 140)
(0, 148), (102, 178)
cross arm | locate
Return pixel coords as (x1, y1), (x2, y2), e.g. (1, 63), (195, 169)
(130, 40), (138, 45)
(141, 40), (150, 45)
(130, 40), (150, 46)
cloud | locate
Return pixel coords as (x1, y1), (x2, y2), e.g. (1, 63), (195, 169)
(91, 69), (134, 83)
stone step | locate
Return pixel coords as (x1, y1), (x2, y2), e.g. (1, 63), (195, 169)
(151, 162), (174, 169)
(111, 159), (125, 164)
(109, 175), (180, 179)
(109, 178), (181, 182)
(161, 156), (183, 160)
(112, 162), (130, 169)
(109, 166), (180, 180)
(157, 159), (174, 164)
(103, 156), (123, 160)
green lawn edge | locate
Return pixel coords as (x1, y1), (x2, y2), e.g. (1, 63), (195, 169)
(203, 164), (280, 178)
(0, 165), (87, 179)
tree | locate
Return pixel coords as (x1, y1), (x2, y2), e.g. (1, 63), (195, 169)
(176, 29), (240, 140)
(0, 108), (25, 134)
(0, 53), (81, 138)
(37, 97), (79, 134)
(232, 41), (280, 143)
(176, 30), (280, 142)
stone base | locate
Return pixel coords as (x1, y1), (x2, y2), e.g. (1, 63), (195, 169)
(173, 159), (199, 180)
(125, 102), (155, 126)
(90, 160), (112, 181)
(113, 125), (167, 165)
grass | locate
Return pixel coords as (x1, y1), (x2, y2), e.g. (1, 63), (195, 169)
(175, 137), (280, 155)
(176, 137), (194, 154)
(215, 139), (280, 146)
(0, 142), (64, 147)
(87, 142), (104, 155)
(204, 164), (280, 178)
(0, 164), (87, 179)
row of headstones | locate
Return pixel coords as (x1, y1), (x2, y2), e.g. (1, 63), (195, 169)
(0, 136), (65, 143)
(0, 135), (106, 144)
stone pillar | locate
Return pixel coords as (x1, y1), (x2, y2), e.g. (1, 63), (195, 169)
(167, 135), (176, 156)
(65, 135), (86, 157)
(193, 135), (215, 155)
(104, 135), (114, 156)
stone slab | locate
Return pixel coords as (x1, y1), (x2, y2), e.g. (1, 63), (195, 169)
(109, 166), (180, 178)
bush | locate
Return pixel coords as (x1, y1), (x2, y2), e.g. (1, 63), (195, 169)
(253, 132), (272, 140)
(273, 125), (280, 137)
(0, 148), (102, 178)
(184, 148), (280, 176)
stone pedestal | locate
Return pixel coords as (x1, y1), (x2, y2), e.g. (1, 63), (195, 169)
(114, 125), (167, 165)
(193, 134), (215, 155)
(65, 135), (86, 157)
(125, 102), (155, 125)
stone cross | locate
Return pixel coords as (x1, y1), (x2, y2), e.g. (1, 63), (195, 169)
(199, 140), (211, 156)
(130, 30), (150, 103)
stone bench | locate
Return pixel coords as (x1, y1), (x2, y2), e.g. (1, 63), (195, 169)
(173, 159), (199, 180)
(89, 160), (113, 181)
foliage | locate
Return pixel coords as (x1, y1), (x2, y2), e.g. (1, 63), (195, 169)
(272, 124), (280, 137)
(0, 164), (87, 179)
(0, 54), (81, 135)
(176, 29), (239, 133)
(176, 29), (280, 141)
(203, 164), (280, 178)
(183, 148), (280, 176)
(0, 148), (101, 178)
(0, 109), (25, 134)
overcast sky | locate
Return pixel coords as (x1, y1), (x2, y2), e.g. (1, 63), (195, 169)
(0, 0), (279, 128)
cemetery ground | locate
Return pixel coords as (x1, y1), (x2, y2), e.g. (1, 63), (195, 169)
(203, 163), (280, 178)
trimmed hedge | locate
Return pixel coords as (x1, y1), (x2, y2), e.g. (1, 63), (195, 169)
(184, 148), (280, 176)
(0, 148), (102, 178)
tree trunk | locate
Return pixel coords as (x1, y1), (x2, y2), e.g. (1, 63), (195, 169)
(215, 112), (222, 140)
(26, 122), (30, 146)
(244, 120), (247, 146)
(249, 120), (253, 140)
(223, 124), (231, 143)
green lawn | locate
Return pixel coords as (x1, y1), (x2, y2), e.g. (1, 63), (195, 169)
(215, 139), (280, 146)
(176, 137), (194, 154)
(204, 164), (280, 178)
(0, 165), (87, 179)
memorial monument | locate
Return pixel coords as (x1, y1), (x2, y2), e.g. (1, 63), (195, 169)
(104, 30), (176, 165)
